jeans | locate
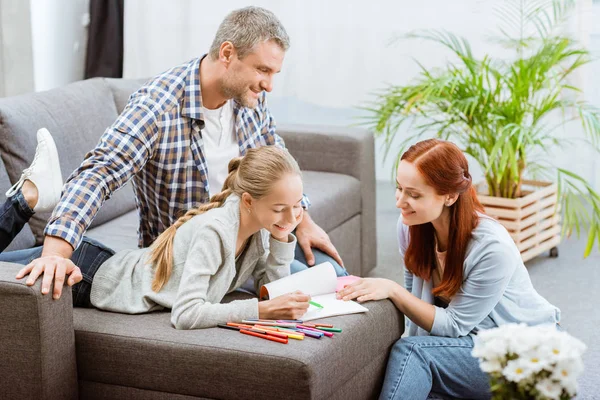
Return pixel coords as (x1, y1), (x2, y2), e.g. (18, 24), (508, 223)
(0, 191), (34, 252)
(290, 244), (348, 277)
(379, 335), (491, 400)
(0, 192), (115, 307)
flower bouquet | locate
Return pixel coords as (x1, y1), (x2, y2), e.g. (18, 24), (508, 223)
(472, 323), (586, 400)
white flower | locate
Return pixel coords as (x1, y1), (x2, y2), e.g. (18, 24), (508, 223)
(551, 358), (584, 395)
(520, 351), (550, 374)
(472, 337), (508, 360)
(479, 358), (503, 373)
(503, 359), (533, 382)
(541, 331), (587, 363)
(535, 378), (563, 400)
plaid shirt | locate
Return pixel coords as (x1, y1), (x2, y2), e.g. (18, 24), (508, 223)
(46, 57), (309, 249)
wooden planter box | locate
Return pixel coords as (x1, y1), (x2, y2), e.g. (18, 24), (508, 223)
(477, 180), (561, 262)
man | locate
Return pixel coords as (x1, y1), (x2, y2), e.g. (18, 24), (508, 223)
(15, 6), (346, 299)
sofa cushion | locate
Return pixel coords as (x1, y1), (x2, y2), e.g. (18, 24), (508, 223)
(86, 210), (139, 252)
(0, 78), (137, 244)
(300, 171), (361, 232)
(84, 171), (361, 253)
(104, 78), (147, 113)
(73, 294), (403, 400)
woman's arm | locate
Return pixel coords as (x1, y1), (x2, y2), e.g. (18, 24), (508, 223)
(336, 278), (435, 332)
(429, 241), (517, 337)
(338, 241), (517, 337)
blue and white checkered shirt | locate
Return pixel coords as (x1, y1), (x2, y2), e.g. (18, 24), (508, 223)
(45, 57), (309, 249)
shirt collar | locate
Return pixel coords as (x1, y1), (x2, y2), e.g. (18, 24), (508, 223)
(181, 56), (206, 121)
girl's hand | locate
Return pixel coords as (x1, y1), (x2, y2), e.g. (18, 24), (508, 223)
(336, 278), (396, 303)
(258, 290), (310, 319)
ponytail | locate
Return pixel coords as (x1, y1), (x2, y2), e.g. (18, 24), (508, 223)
(149, 157), (243, 292)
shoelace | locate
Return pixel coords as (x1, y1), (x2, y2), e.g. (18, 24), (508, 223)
(5, 139), (44, 196)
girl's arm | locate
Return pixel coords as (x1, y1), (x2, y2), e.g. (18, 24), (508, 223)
(252, 231), (297, 292)
(170, 228), (260, 329)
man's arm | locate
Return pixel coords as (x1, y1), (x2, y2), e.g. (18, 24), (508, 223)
(17, 101), (159, 298)
(259, 95), (341, 266)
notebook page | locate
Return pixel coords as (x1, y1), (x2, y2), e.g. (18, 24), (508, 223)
(262, 262), (337, 298)
(301, 293), (369, 321)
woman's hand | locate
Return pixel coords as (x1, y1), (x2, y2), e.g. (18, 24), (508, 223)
(258, 290), (310, 320)
(336, 278), (397, 303)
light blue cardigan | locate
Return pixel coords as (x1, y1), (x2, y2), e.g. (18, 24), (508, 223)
(398, 215), (560, 337)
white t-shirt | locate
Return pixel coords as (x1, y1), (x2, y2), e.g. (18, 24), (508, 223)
(201, 100), (239, 197)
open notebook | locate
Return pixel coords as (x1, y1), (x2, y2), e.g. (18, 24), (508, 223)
(259, 262), (368, 321)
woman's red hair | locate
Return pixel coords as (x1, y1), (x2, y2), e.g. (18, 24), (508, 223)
(401, 139), (484, 299)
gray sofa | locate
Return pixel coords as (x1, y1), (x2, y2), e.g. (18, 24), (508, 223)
(0, 78), (404, 399)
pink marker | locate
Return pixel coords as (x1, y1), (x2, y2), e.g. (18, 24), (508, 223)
(298, 325), (334, 337)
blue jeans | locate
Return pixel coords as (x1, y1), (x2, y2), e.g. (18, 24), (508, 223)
(379, 335), (491, 400)
(0, 191), (34, 253)
(0, 192), (114, 307)
(290, 244), (348, 277)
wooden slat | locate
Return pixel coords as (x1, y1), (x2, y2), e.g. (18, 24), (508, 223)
(511, 215), (560, 242)
(517, 225), (561, 252)
(477, 180), (557, 209)
(516, 204), (561, 231)
(476, 180), (562, 262)
(521, 235), (561, 263)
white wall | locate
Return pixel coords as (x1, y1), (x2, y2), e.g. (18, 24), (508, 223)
(0, 0), (34, 96)
(121, 1), (599, 188)
(29, 0), (89, 92)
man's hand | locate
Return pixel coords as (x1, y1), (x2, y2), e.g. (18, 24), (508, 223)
(15, 236), (80, 299)
(295, 212), (344, 267)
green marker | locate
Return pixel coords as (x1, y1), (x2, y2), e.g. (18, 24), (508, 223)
(309, 300), (323, 309)
(316, 327), (342, 333)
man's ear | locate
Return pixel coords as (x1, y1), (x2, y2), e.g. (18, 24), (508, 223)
(220, 41), (235, 64)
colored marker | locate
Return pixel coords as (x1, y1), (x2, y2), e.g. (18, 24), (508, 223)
(309, 300), (323, 309)
(298, 325), (334, 337)
(295, 328), (323, 339)
(315, 327), (342, 333)
(241, 320), (297, 327)
(240, 329), (288, 344)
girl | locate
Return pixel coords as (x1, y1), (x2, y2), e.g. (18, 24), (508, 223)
(3, 145), (311, 328)
(337, 139), (560, 400)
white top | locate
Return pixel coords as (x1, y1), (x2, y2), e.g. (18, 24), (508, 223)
(201, 100), (239, 197)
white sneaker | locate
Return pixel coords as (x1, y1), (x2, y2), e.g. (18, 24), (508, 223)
(5, 128), (63, 212)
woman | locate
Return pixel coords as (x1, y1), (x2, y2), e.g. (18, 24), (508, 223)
(2, 145), (312, 328)
(337, 139), (560, 400)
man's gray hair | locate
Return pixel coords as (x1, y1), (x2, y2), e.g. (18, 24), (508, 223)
(209, 6), (290, 60)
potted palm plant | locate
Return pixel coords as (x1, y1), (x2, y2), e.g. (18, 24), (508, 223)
(362, 0), (600, 260)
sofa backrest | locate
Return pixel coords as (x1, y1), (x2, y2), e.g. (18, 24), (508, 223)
(0, 78), (145, 246)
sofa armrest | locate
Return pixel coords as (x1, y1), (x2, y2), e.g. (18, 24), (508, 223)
(278, 124), (377, 275)
(0, 262), (78, 399)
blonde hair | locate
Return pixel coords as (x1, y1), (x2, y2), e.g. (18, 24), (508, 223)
(149, 146), (301, 292)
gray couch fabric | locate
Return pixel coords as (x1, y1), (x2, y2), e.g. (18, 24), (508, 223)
(0, 78), (137, 244)
(0, 263), (78, 400)
(72, 294), (402, 400)
(0, 77), (396, 399)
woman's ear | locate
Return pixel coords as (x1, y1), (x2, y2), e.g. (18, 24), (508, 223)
(241, 192), (253, 210)
(446, 193), (459, 207)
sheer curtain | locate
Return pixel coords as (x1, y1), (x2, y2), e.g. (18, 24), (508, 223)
(123, 0), (599, 186)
